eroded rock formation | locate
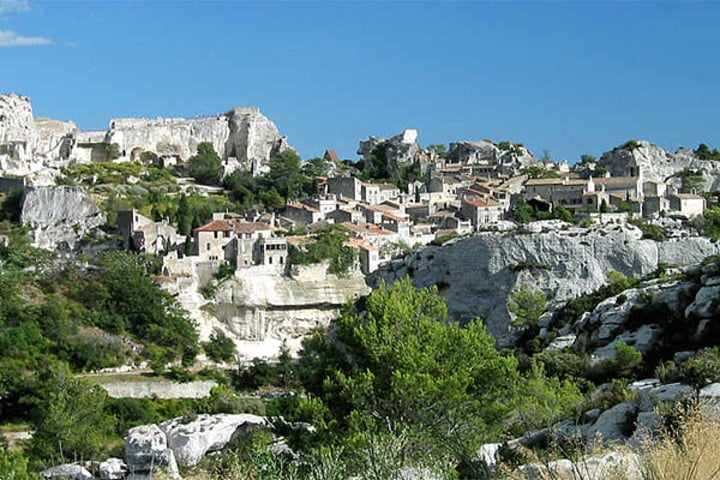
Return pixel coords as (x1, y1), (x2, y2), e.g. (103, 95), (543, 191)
(374, 222), (718, 346)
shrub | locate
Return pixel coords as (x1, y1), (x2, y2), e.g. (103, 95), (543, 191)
(203, 331), (237, 363)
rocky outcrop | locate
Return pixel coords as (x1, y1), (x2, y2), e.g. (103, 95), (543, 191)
(20, 186), (106, 250)
(125, 424), (179, 480)
(374, 223), (718, 346)
(358, 129), (421, 171)
(518, 451), (642, 480)
(39, 464), (93, 480)
(98, 458), (128, 480)
(161, 261), (370, 360)
(160, 413), (269, 468)
(598, 140), (720, 190)
(213, 265), (370, 358)
(0, 92), (294, 183)
(446, 140), (536, 174)
(106, 107), (292, 176)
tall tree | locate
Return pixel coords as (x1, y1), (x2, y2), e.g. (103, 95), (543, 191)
(188, 142), (223, 186)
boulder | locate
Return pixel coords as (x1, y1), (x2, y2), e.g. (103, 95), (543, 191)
(160, 413), (269, 467)
(39, 464), (93, 480)
(98, 458), (127, 480)
(587, 402), (636, 443)
(125, 424), (179, 478)
(20, 186), (106, 250)
(699, 382), (720, 401)
(638, 383), (693, 412)
(685, 285), (720, 319)
(519, 451), (641, 480)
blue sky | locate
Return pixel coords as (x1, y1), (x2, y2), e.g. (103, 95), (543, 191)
(1, 0), (719, 163)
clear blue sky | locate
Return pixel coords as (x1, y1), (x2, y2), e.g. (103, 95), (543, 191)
(2, 0), (719, 163)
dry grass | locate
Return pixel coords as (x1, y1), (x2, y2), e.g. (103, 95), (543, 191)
(640, 401), (720, 480)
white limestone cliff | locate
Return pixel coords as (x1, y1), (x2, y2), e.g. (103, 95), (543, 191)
(598, 140), (720, 190)
(20, 186), (106, 250)
(374, 223), (718, 346)
(160, 262), (370, 360)
(0, 92), (294, 183)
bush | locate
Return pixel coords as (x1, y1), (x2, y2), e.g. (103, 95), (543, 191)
(203, 331), (237, 363)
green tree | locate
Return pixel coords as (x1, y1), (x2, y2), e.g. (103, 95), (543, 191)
(259, 188), (286, 211)
(299, 278), (519, 464)
(176, 193), (192, 236)
(105, 143), (121, 160)
(25, 362), (115, 464)
(427, 144), (447, 154)
(302, 157), (332, 178)
(580, 154), (597, 164)
(188, 142), (223, 186)
(0, 446), (38, 480)
(263, 150), (311, 201)
(508, 285), (546, 328)
(203, 331), (236, 363)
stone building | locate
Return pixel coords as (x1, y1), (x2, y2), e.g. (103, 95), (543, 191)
(193, 215), (286, 267)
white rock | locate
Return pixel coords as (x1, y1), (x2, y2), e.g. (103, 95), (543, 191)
(700, 382), (720, 400)
(374, 226), (717, 346)
(161, 413), (269, 468)
(98, 458), (128, 480)
(638, 383), (693, 412)
(587, 402), (636, 443)
(39, 464), (93, 480)
(519, 451), (641, 480)
(20, 186), (106, 250)
(125, 424), (179, 478)
(685, 285), (720, 319)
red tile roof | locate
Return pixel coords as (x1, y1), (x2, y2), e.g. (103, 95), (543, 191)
(194, 220), (272, 234)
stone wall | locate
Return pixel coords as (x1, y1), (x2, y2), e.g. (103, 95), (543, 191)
(100, 380), (217, 399)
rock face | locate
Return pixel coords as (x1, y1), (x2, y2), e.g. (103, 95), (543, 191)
(98, 458), (128, 480)
(519, 451), (642, 480)
(213, 265), (371, 358)
(0, 92), (293, 183)
(20, 186), (106, 250)
(598, 140), (720, 190)
(39, 464), (94, 480)
(358, 129), (421, 171)
(160, 413), (269, 468)
(161, 261), (370, 359)
(446, 140), (536, 174)
(125, 424), (179, 479)
(374, 223), (718, 345)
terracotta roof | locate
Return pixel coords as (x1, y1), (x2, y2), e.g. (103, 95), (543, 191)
(382, 212), (409, 222)
(194, 220), (272, 234)
(463, 198), (501, 208)
(286, 202), (319, 213)
(526, 178), (587, 186)
(341, 222), (394, 236)
(346, 238), (378, 251)
(593, 177), (638, 186)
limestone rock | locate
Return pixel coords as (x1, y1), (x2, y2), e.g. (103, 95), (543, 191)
(160, 413), (269, 468)
(358, 129), (421, 171)
(39, 464), (93, 480)
(446, 140), (536, 174)
(587, 401), (636, 443)
(125, 424), (179, 478)
(598, 140), (720, 190)
(194, 264), (370, 359)
(373, 223), (717, 345)
(699, 382), (720, 401)
(685, 284), (720, 319)
(637, 383), (692, 412)
(108, 107), (292, 176)
(20, 186), (106, 250)
(519, 451), (641, 480)
(98, 458), (128, 480)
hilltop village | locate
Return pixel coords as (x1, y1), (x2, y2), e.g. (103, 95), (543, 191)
(6, 94), (720, 479)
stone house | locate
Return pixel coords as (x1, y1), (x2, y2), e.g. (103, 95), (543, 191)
(327, 176), (362, 201)
(194, 216), (286, 267)
(118, 209), (183, 255)
(460, 198), (506, 230)
(669, 193), (706, 217)
(283, 202), (324, 226)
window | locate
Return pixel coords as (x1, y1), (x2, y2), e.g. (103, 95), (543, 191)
(206, 242), (211, 251)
